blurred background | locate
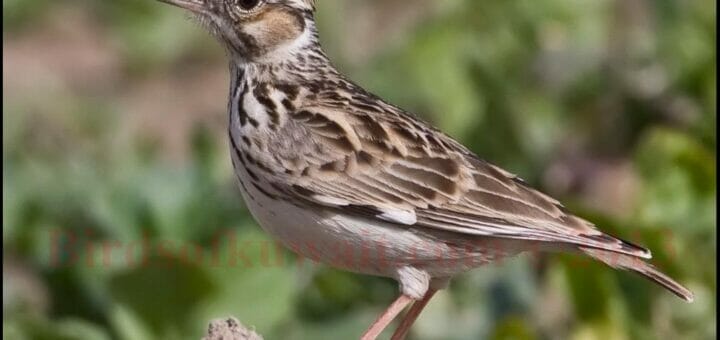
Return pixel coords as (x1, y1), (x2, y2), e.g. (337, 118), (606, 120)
(3, 0), (716, 339)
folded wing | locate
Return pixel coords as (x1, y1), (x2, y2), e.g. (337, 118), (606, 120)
(275, 104), (652, 260)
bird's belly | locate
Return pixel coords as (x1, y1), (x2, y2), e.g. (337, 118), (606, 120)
(239, 180), (420, 277)
(235, 168), (514, 279)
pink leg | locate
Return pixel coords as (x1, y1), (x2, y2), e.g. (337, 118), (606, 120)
(390, 289), (437, 340)
(360, 294), (414, 340)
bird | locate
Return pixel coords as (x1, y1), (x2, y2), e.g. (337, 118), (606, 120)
(156, 0), (694, 339)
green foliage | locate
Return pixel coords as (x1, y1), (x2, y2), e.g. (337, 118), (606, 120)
(3, 0), (715, 339)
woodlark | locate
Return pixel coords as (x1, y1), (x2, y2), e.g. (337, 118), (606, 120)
(156, 0), (694, 339)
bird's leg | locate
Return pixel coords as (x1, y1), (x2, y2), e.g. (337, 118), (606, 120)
(390, 288), (438, 340)
(360, 294), (414, 340)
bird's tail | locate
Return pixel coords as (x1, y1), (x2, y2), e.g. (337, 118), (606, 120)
(580, 247), (694, 302)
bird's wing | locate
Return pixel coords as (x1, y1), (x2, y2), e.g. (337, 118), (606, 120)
(278, 103), (651, 259)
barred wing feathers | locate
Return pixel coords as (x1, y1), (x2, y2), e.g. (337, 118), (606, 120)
(281, 104), (652, 260)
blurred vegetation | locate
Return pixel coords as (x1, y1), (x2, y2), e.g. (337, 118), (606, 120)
(3, 0), (716, 339)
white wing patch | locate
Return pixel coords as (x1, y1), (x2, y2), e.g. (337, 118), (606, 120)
(377, 208), (417, 225)
(310, 194), (417, 225)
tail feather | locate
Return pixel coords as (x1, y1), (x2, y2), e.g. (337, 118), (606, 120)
(581, 233), (653, 259)
(580, 247), (694, 303)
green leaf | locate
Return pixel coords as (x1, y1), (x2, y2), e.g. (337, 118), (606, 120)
(193, 230), (296, 337)
(108, 256), (216, 337)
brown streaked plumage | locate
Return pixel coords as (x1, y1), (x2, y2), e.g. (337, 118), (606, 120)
(156, 0), (694, 339)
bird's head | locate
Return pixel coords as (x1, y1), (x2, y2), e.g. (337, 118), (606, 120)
(158, 0), (318, 64)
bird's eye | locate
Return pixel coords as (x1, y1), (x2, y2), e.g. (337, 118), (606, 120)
(237, 0), (262, 10)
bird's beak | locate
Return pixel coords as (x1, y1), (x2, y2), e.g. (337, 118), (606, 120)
(157, 0), (207, 14)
